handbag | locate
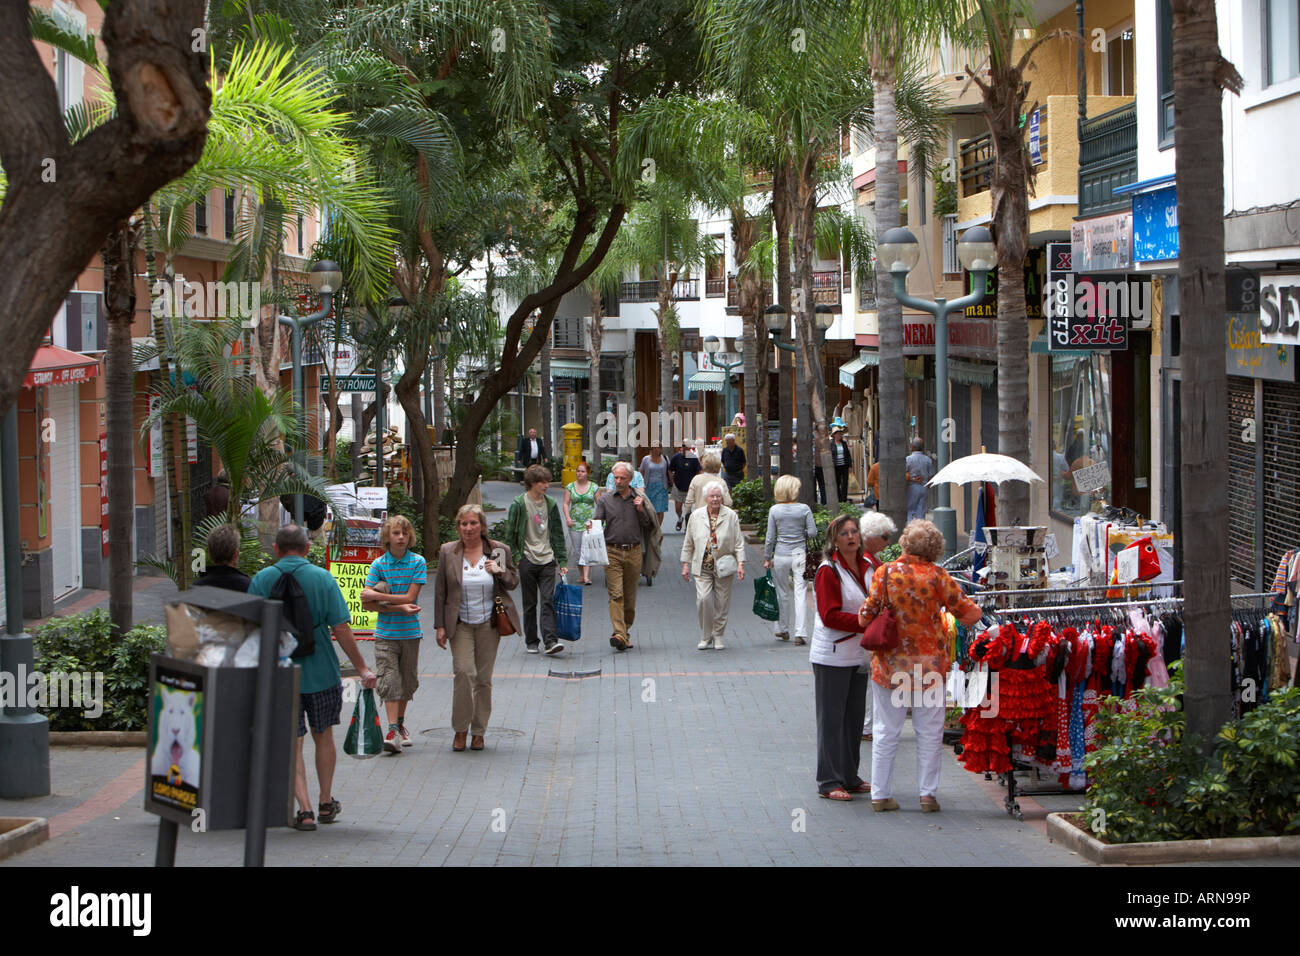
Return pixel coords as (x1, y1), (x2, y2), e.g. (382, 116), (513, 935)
(554, 581), (583, 641)
(581, 520), (609, 567)
(859, 562), (901, 652)
(494, 594), (516, 636)
(752, 571), (780, 621)
(714, 553), (738, 577)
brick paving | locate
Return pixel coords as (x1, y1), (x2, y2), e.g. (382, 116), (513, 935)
(2, 481), (1098, 866)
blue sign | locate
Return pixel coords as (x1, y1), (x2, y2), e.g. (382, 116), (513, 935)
(1029, 110), (1042, 166)
(1132, 185), (1178, 262)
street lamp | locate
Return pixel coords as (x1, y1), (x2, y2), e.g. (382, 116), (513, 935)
(277, 259), (342, 524)
(704, 335), (743, 430)
(879, 225), (996, 557)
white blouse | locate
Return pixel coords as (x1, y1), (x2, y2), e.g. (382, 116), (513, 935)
(459, 556), (495, 625)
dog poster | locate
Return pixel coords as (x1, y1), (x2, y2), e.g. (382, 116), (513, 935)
(149, 667), (205, 813)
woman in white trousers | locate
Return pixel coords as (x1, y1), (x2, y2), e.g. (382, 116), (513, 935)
(763, 475), (817, 645)
(856, 511), (897, 741)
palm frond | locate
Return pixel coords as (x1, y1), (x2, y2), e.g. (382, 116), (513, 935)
(28, 6), (100, 69)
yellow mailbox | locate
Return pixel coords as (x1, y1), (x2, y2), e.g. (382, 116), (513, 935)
(561, 422), (584, 486)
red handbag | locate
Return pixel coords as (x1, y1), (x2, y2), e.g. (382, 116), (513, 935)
(859, 563), (901, 651)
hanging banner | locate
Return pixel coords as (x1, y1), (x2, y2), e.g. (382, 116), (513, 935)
(1048, 275), (1148, 350)
(186, 417), (198, 465)
(99, 432), (109, 557)
(1259, 275), (1300, 347)
(1071, 212), (1133, 272)
(148, 395), (164, 478)
(1028, 109), (1042, 166)
(1132, 185), (1178, 263)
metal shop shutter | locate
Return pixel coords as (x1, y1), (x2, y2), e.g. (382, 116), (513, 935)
(49, 384), (82, 600)
(1227, 377), (1256, 588)
(1262, 380), (1300, 586)
(0, 489), (6, 630)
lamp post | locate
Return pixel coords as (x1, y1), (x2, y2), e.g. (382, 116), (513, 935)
(703, 335), (743, 433)
(277, 260), (342, 524)
(877, 225), (996, 557)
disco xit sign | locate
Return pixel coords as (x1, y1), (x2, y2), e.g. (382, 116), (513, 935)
(1045, 242), (1148, 351)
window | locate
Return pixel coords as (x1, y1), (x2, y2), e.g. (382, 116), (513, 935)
(705, 234), (726, 297)
(1157, 0), (1175, 149)
(1105, 27), (1135, 96)
(1050, 353), (1112, 518)
(553, 315), (582, 349)
(194, 196), (208, 235)
(296, 213), (305, 255)
(224, 190), (236, 240)
(1265, 0), (1300, 86)
(599, 356), (624, 393)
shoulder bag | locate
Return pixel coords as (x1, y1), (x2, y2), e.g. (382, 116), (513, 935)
(860, 562), (901, 652)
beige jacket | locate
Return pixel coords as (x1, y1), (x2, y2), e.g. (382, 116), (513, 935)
(683, 473), (732, 514)
(680, 505), (747, 577)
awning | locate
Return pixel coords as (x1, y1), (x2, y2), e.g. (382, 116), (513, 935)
(1030, 330), (1094, 357)
(23, 345), (100, 388)
(550, 359), (590, 379)
(686, 369), (727, 394)
(838, 352), (879, 389)
(947, 359), (996, 388)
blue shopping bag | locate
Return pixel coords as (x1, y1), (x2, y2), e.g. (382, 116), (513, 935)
(554, 581), (583, 641)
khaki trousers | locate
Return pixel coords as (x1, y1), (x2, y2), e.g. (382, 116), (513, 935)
(449, 618), (501, 735)
(695, 567), (735, 645)
(605, 545), (642, 641)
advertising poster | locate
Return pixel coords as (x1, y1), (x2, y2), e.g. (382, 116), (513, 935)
(328, 535), (383, 637)
(149, 667), (204, 814)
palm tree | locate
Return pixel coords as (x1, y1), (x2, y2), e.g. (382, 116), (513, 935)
(1169, 0), (1241, 749)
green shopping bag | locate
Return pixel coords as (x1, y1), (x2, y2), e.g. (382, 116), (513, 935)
(753, 571), (781, 621)
(343, 686), (383, 759)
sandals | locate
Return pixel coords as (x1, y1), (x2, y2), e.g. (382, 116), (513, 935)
(793, 636), (806, 646)
(872, 798), (900, 812)
(318, 799), (341, 824)
(845, 782), (871, 793)
(775, 632), (789, 642)
(292, 810), (317, 831)
(819, 788), (853, 801)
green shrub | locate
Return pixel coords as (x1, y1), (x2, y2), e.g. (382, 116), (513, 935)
(1082, 663), (1300, 843)
(331, 437), (354, 482)
(731, 479), (770, 527)
(30, 610), (166, 732)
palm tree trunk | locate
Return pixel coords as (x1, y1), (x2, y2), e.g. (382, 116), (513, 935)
(1171, 0), (1233, 749)
(433, 359), (447, 438)
(773, 163), (795, 482)
(735, 211), (766, 496)
(539, 331), (553, 459)
(873, 65), (908, 533)
(657, 277), (676, 449)
(588, 289), (605, 462)
(102, 220), (137, 634)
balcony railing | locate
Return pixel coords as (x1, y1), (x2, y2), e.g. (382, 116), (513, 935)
(619, 278), (698, 302)
(1078, 102), (1137, 218)
(705, 276), (726, 298)
(726, 276), (773, 311)
(813, 270), (845, 308)
(942, 213), (960, 275)
(960, 106), (1048, 198)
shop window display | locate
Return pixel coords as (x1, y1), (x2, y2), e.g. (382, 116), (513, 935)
(1050, 353), (1111, 516)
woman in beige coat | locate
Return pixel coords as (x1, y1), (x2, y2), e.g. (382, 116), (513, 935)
(680, 481), (747, 650)
(434, 503), (521, 752)
(682, 452), (732, 514)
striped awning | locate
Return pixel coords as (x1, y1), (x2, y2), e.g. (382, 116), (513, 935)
(687, 369), (727, 394)
(838, 352), (879, 389)
(947, 359), (996, 388)
(550, 359), (590, 379)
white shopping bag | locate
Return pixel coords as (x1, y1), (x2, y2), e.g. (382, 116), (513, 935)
(581, 521), (609, 567)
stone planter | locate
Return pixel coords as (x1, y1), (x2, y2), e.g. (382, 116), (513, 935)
(0, 818), (49, 862)
(1047, 812), (1300, 864)
(49, 731), (147, 747)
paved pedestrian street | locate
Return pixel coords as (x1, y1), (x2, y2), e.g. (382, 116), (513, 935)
(1, 486), (1098, 868)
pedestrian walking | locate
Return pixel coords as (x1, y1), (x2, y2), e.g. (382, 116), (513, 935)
(809, 514), (872, 802)
(589, 462), (656, 651)
(683, 452), (732, 514)
(639, 443), (670, 528)
(359, 515), (427, 753)
(433, 504), (521, 753)
(763, 476), (816, 645)
(720, 433), (746, 489)
(503, 464), (568, 656)
(562, 461), (599, 585)
(830, 422), (852, 503)
(248, 525), (377, 831)
(858, 519), (982, 813)
(813, 423), (830, 505)
(680, 481), (746, 650)
(856, 511), (897, 741)
(667, 440), (703, 531)
(515, 427), (547, 474)
(905, 437), (936, 522)
(193, 523), (250, 592)
(866, 460), (879, 510)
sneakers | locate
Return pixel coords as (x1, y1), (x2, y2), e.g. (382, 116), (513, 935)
(383, 728), (402, 754)
(544, 641), (565, 656)
(697, 639), (712, 650)
(525, 644), (541, 654)
(713, 640), (725, 650)
(397, 724), (412, 747)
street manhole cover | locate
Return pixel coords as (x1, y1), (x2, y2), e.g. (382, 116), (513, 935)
(419, 727), (527, 739)
(547, 668), (602, 679)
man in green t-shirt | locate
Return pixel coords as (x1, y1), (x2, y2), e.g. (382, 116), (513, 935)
(249, 525), (377, 832)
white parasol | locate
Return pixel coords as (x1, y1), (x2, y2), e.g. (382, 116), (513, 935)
(927, 453), (1043, 487)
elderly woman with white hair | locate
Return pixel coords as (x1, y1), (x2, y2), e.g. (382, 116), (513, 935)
(857, 510), (898, 740)
(763, 475), (817, 645)
(680, 480), (746, 649)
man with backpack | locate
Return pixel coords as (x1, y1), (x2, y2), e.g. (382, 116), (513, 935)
(249, 525), (377, 832)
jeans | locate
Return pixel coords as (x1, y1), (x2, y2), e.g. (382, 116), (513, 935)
(519, 557), (558, 647)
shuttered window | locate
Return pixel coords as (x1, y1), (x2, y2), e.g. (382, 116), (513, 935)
(1227, 377), (1257, 588)
(1262, 381), (1300, 586)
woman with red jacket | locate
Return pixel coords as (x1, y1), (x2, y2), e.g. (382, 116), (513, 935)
(809, 513), (875, 801)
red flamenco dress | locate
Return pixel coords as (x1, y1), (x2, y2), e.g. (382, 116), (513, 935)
(957, 622), (1056, 774)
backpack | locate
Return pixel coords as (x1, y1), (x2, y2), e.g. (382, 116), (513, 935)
(269, 566), (316, 660)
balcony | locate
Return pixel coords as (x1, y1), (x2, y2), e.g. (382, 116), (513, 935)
(960, 106), (1049, 199)
(619, 278), (698, 302)
(813, 269), (848, 310)
(725, 276), (773, 313)
(705, 276), (726, 298)
(1077, 102), (1136, 218)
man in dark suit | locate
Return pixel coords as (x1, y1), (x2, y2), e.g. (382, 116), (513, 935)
(515, 427), (547, 472)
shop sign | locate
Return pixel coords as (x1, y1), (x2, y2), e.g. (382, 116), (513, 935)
(99, 432), (109, 557)
(901, 316), (997, 360)
(327, 540), (383, 636)
(1132, 185), (1178, 263)
(148, 395), (164, 478)
(1048, 275), (1149, 350)
(1226, 269), (1260, 313)
(1071, 212), (1132, 272)
(23, 364), (98, 388)
(1072, 460), (1111, 494)
(962, 257), (1043, 319)
(355, 486), (389, 510)
(1227, 311), (1294, 382)
(1028, 109), (1042, 166)
(1259, 275), (1300, 347)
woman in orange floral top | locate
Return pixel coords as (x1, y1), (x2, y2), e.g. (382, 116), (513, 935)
(858, 519), (981, 813)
